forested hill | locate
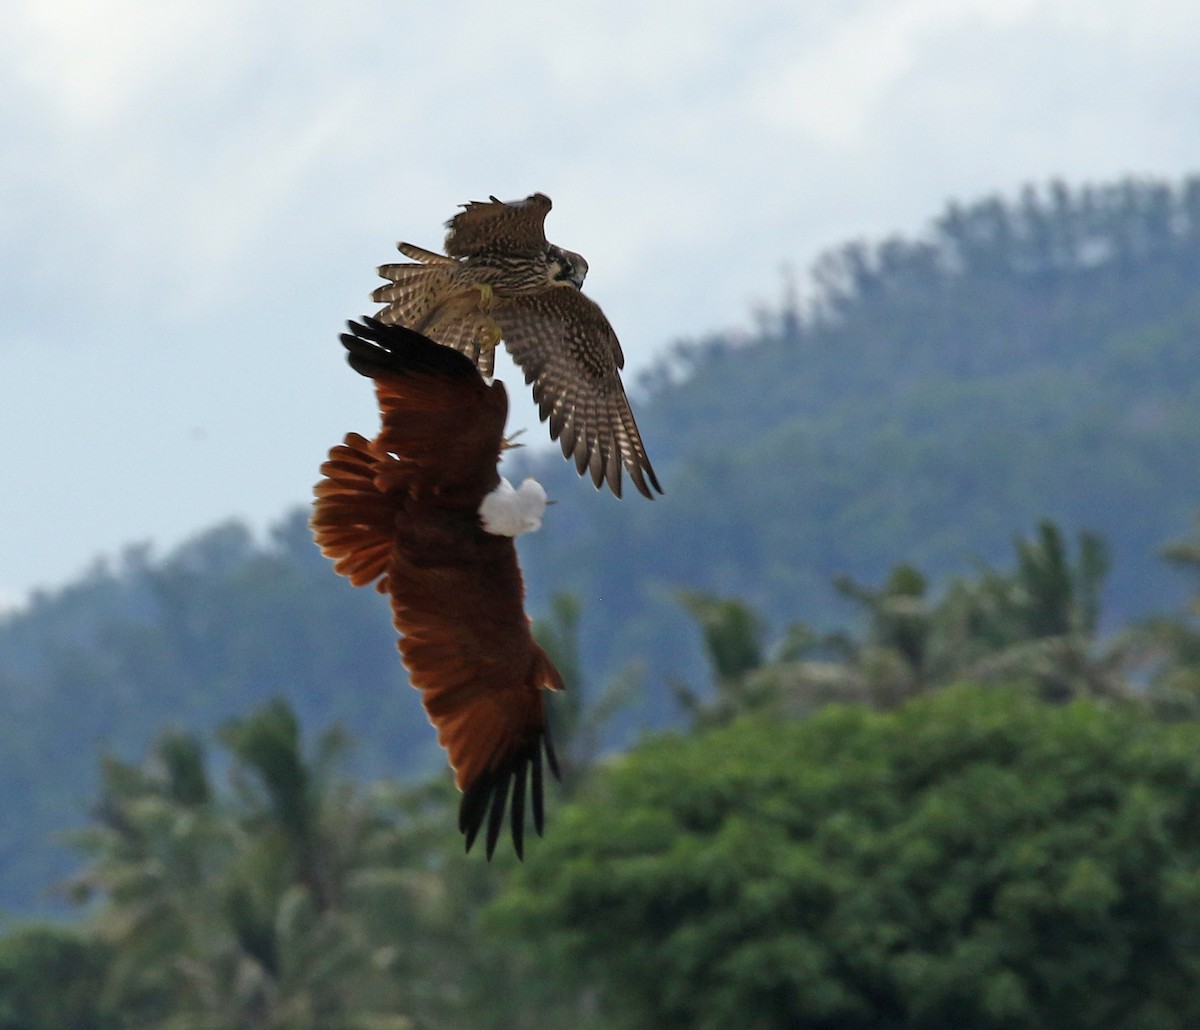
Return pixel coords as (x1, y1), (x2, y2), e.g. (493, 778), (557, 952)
(2, 176), (1199, 914)
(513, 176), (1200, 674)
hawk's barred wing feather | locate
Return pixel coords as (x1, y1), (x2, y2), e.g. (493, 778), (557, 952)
(496, 289), (662, 499)
(444, 193), (553, 258)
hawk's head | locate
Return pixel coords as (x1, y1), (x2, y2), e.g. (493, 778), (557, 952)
(546, 245), (588, 290)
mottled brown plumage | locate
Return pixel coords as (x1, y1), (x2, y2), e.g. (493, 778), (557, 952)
(372, 193), (662, 500)
(311, 318), (562, 858)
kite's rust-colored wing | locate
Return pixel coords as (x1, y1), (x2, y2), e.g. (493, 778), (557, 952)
(495, 288), (662, 499)
(312, 318), (562, 857)
(443, 193), (553, 258)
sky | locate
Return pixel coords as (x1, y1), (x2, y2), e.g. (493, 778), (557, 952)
(3, 0), (1200, 608)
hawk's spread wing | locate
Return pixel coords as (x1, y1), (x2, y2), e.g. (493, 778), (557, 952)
(495, 289), (662, 499)
(312, 319), (562, 858)
(444, 193), (552, 258)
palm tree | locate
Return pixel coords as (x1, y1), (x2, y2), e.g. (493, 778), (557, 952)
(942, 521), (1127, 701)
(1129, 514), (1200, 714)
(69, 729), (228, 1023)
(670, 590), (774, 727)
(531, 592), (640, 792)
(671, 590), (868, 724)
(72, 700), (415, 1029)
(830, 563), (935, 705)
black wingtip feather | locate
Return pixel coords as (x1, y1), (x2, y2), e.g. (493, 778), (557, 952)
(532, 745), (545, 838)
(484, 774), (511, 860)
(510, 762), (528, 860)
(459, 732), (561, 860)
(340, 317), (481, 382)
(459, 775), (491, 854)
(543, 719), (561, 781)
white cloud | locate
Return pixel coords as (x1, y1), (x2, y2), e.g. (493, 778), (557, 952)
(8, 0), (228, 129)
(747, 0), (1047, 148)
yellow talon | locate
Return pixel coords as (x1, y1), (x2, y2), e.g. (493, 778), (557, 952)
(477, 283), (495, 309)
(478, 317), (502, 350)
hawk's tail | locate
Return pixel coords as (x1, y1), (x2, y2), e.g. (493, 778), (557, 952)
(395, 242), (456, 265)
(373, 260), (456, 329)
(372, 261), (496, 379)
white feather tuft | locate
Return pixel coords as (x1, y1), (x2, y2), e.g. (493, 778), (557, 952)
(478, 476), (548, 537)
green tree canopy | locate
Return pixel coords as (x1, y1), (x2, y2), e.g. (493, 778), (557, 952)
(493, 687), (1200, 1029)
(0, 925), (111, 1030)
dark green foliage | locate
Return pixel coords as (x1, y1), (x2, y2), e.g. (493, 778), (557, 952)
(53, 700), (610, 1030)
(494, 687), (1200, 1029)
(1006, 521), (1109, 638)
(9, 559), (1200, 1026)
(670, 591), (785, 728)
(0, 926), (112, 1029)
(835, 564), (931, 671)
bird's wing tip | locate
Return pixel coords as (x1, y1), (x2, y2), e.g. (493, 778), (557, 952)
(459, 730), (558, 860)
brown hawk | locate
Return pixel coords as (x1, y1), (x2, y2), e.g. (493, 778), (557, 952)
(312, 317), (562, 858)
(371, 193), (663, 500)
